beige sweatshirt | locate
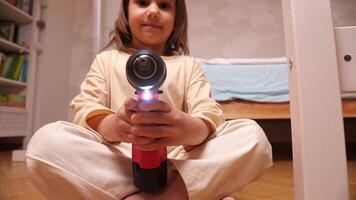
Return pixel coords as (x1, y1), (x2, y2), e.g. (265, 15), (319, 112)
(70, 50), (224, 136)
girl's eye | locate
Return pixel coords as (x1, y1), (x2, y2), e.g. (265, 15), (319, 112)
(158, 2), (171, 10)
(136, 0), (148, 7)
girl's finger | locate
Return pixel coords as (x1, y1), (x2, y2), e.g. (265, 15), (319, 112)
(131, 125), (171, 138)
(135, 138), (170, 151)
(124, 98), (140, 112)
(130, 112), (172, 125)
(138, 100), (172, 112)
(117, 106), (136, 123)
(131, 135), (155, 145)
(115, 117), (131, 131)
(117, 132), (154, 145)
(115, 131), (134, 143)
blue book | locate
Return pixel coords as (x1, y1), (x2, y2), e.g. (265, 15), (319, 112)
(20, 57), (28, 83)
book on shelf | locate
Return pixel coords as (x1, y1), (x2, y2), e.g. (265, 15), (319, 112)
(0, 93), (26, 108)
(12, 54), (24, 80)
(0, 51), (4, 70)
(0, 22), (15, 41)
(4, 55), (20, 79)
(0, 54), (28, 82)
(19, 57), (28, 82)
(3, 0), (33, 16)
(0, 22), (19, 43)
(21, 0), (33, 15)
(0, 55), (13, 76)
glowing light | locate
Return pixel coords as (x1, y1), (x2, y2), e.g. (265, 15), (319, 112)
(140, 85), (154, 90)
(142, 90), (153, 101)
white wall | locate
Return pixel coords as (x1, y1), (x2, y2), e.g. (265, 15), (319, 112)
(187, 0), (286, 58)
(67, 0), (97, 121)
(331, 0), (356, 27)
(187, 0), (356, 58)
(33, 0), (96, 131)
(102, 0), (120, 48)
(33, 0), (75, 131)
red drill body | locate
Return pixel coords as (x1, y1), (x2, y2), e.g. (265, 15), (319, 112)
(132, 90), (167, 191)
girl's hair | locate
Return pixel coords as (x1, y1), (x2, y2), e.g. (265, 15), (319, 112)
(104, 0), (189, 56)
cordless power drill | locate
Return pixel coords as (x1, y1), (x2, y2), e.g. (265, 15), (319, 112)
(126, 49), (168, 192)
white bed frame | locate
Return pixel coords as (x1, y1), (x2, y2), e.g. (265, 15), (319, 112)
(282, 0), (354, 199)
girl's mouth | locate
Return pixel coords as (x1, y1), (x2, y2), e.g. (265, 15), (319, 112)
(141, 24), (163, 29)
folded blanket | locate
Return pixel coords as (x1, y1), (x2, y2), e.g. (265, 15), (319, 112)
(200, 57), (356, 102)
(199, 58), (290, 102)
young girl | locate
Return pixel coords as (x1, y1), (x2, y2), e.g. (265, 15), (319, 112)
(26, 0), (272, 199)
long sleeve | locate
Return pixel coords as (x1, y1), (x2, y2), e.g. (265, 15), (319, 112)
(185, 58), (225, 135)
(70, 53), (115, 129)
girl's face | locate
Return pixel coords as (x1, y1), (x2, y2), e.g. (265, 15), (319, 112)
(128, 0), (176, 54)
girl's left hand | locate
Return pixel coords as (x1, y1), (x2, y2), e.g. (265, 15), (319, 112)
(130, 100), (211, 151)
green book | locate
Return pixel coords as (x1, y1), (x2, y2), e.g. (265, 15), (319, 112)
(17, 0), (23, 9)
(13, 54), (25, 80)
(4, 55), (20, 80)
(1, 56), (13, 77)
(0, 52), (5, 75)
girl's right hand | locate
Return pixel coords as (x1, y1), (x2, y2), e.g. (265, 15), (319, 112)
(88, 98), (154, 145)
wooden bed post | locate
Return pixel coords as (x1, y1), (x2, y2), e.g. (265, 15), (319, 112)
(281, 0), (349, 199)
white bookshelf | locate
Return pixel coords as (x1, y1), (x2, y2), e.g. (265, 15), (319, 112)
(0, 0), (40, 157)
(0, 106), (27, 137)
(0, 77), (27, 87)
(0, 0), (33, 24)
(0, 37), (29, 53)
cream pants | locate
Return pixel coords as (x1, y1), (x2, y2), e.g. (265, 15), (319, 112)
(26, 119), (272, 200)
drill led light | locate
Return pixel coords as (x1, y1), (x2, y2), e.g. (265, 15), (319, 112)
(141, 90), (153, 101)
(140, 85), (154, 90)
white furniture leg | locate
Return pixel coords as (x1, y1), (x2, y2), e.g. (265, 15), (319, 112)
(282, 0), (349, 199)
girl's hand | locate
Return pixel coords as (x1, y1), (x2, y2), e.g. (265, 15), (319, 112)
(130, 100), (212, 151)
(88, 98), (154, 145)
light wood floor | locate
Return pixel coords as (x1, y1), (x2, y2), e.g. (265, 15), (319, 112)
(0, 150), (355, 200)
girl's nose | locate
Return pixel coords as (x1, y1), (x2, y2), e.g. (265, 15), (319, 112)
(147, 3), (160, 20)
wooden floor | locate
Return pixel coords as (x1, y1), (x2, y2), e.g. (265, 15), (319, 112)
(0, 151), (45, 200)
(0, 150), (355, 200)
